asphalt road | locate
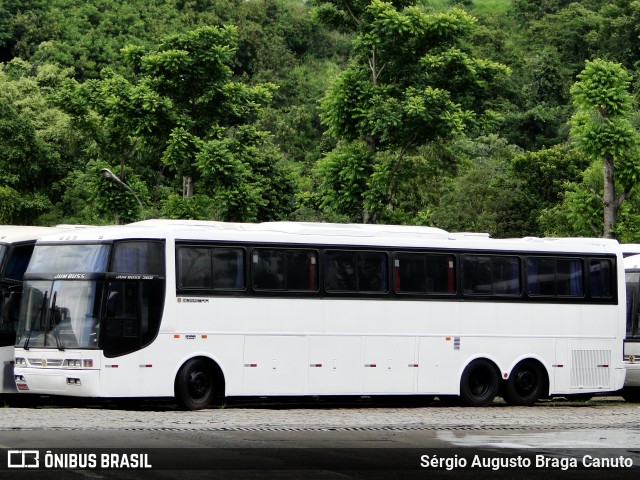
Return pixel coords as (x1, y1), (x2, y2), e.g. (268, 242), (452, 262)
(0, 395), (639, 479)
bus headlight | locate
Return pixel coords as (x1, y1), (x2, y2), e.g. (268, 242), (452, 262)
(14, 357), (26, 367)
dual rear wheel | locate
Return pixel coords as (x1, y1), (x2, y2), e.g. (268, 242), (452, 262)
(459, 359), (547, 407)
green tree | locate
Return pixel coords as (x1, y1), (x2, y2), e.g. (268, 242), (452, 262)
(0, 59), (82, 224)
(66, 25), (296, 222)
(316, 1), (508, 223)
(569, 59), (640, 238)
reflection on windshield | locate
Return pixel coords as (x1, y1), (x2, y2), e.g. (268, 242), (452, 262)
(16, 280), (101, 350)
(27, 244), (109, 274)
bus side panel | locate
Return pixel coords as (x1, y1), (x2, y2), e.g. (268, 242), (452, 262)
(417, 336), (461, 394)
(242, 335), (308, 395)
(142, 334), (245, 397)
(308, 336), (363, 394)
(553, 338), (569, 393)
(363, 336), (416, 393)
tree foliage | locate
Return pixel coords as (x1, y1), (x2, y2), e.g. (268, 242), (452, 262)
(1, 0), (640, 241)
(569, 59), (640, 238)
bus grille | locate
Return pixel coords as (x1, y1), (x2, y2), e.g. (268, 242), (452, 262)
(570, 350), (611, 388)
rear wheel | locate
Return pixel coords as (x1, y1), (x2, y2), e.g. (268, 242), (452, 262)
(503, 361), (547, 406)
(459, 359), (499, 407)
(175, 358), (215, 410)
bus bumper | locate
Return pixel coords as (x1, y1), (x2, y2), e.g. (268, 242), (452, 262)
(13, 368), (100, 397)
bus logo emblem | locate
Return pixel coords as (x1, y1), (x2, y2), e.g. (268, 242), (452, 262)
(41, 359), (47, 367)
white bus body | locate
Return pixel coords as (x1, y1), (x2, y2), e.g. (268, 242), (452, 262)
(622, 253), (640, 401)
(13, 221), (626, 408)
(1, 226), (85, 394)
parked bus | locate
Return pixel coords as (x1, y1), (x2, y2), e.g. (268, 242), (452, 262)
(13, 220), (625, 409)
(0, 226), (76, 395)
(622, 253), (640, 402)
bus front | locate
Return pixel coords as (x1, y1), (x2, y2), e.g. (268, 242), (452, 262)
(13, 240), (165, 397)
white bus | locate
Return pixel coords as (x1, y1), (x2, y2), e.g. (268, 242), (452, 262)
(1, 226), (77, 395)
(13, 220), (625, 409)
(622, 253), (640, 402)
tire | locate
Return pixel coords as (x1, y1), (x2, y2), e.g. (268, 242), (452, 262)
(621, 387), (640, 403)
(175, 358), (215, 410)
(459, 359), (499, 407)
(503, 361), (547, 406)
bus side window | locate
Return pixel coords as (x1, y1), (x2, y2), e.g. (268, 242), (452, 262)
(4, 245), (35, 281)
(324, 250), (387, 293)
(111, 241), (165, 275)
(527, 257), (583, 297)
(324, 251), (357, 292)
(212, 248), (245, 290)
(178, 247), (212, 289)
(252, 249), (317, 292)
(590, 259), (612, 299)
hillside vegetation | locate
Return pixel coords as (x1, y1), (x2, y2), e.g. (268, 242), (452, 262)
(0, 0), (639, 240)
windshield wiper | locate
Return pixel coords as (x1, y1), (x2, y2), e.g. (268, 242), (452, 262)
(23, 291), (47, 351)
(48, 291), (65, 351)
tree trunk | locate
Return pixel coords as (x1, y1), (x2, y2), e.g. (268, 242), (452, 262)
(183, 176), (194, 198)
(602, 155), (616, 239)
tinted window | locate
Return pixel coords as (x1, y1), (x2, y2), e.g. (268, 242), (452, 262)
(324, 251), (387, 293)
(527, 257), (583, 297)
(589, 259), (613, 299)
(462, 255), (520, 296)
(252, 249), (317, 291)
(178, 247), (211, 289)
(177, 246), (245, 291)
(4, 244), (35, 281)
(394, 253), (455, 294)
(111, 241), (165, 276)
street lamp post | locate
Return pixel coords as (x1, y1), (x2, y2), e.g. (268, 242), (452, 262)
(100, 168), (146, 220)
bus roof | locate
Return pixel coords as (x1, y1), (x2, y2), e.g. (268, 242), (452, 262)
(32, 219), (622, 255)
(0, 225), (92, 244)
(0, 226), (64, 244)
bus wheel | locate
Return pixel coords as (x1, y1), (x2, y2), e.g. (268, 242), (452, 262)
(175, 359), (215, 410)
(503, 361), (546, 406)
(621, 387), (640, 403)
(459, 359), (499, 407)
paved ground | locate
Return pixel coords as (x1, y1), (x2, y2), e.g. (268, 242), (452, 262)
(0, 395), (637, 433)
(0, 396), (638, 479)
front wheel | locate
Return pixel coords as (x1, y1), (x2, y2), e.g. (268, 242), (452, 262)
(175, 359), (215, 410)
(459, 359), (499, 407)
(503, 361), (547, 406)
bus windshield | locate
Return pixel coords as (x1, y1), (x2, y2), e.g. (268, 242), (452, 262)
(15, 244), (109, 350)
(16, 279), (102, 350)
